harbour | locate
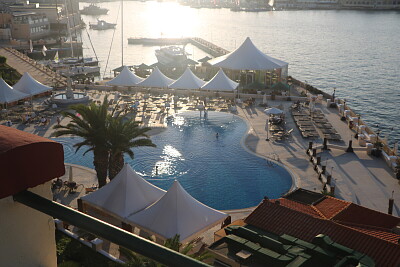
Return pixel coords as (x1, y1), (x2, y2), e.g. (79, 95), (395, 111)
(1, 1), (400, 266)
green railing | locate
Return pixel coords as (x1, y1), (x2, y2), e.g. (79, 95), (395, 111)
(14, 190), (210, 267)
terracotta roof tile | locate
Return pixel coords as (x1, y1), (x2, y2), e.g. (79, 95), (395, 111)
(244, 200), (400, 267)
(272, 198), (325, 218)
(345, 224), (400, 244)
(314, 196), (350, 219)
(332, 203), (400, 229)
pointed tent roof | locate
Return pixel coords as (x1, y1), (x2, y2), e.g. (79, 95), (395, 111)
(13, 72), (52, 96)
(168, 68), (205, 90)
(208, 37), (288, 70)
(106, 66), (144, 86)
(201, 68), (239, 91)
(0, 79), (28, 104)
(125, 180), (228, 243)
(81, 164), (165, 219)
(137, 67), (175, 88)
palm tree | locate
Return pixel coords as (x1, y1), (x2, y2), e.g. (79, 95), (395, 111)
(107, 116), (156, 180)
(52, 98), (109, 188)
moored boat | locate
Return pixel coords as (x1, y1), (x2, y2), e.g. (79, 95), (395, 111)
(80, 4), (109, 15)
(155, 46), (188, 66)
(89, 19), (116, 30)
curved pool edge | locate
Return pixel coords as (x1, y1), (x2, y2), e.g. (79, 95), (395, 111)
(237, 113), (299, 197)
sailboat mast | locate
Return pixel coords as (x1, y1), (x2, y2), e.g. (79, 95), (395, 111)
(121, 0), (124, 67)
(64, 0), (74, 58)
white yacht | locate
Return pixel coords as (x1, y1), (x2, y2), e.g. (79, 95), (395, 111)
(155, 46), (188, 66)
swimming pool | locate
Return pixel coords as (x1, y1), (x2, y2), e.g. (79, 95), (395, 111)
(55, 111), (292, 210)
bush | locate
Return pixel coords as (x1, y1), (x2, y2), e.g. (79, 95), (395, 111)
(0, 56), (7, 64)
(56, 231), (121, 267)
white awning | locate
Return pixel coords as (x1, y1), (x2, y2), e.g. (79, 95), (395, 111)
(201, 68), (238, 91)
(208, 37), (288, 70)
(169, 67), (205, 90)
(0, 79), (28, 104)
(137, 67), (175, 88)
(81, 164), (165, 219)
(125, 180), (228, 243)
(264, 107), (284, 115)
(13, 72), (52, 97)
(106, 66), (144, 86)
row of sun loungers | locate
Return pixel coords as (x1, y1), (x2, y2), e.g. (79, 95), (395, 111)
(292, 106), (342, 141)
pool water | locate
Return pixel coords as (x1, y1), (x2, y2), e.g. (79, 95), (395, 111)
(55, 111), (292, 210)
(54, 93), (86, 99)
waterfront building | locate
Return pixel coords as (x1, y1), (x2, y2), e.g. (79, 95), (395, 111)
(339, 0), (400, 9)
(4, 0), (82, 35)
(208, 37), (288, 88)
(274, 0), (400, 9)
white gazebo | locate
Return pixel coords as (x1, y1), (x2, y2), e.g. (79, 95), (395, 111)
(137, 67), (175, 88)
(13, 72), (52, 97)
(0, 79), (28, 105)
(125, 180), (228, 243)
(106, 66), (144, 86)
(80, 164), (166, 219)
(201, 68), (239, 91)
(169, 67), (205, 90)
(208, 37), (288, 71)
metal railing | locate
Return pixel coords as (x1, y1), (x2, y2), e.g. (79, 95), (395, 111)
(14, 190), (210, 267)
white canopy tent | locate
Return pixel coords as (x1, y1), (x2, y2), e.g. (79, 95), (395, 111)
(208, 37), (288, 70)
(137, 67), (175, 88)
(125, 180), (228, 243)
(264, 107), (284, 115)
(81, 164), (165, 219)
(168, 67), (205, 90)
(0, 79), (28, 104)
(13, 72), (52, 97)
(201, 68), (239, 91)
(106, 66), (144, 86)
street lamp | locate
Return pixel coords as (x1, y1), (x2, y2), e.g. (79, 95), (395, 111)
(333, 87), (336, 101)
(287, 77), (292, 101)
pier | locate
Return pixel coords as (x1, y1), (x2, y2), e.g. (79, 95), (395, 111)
(0, 48), (67, 87)
(127, 37), (230, 57)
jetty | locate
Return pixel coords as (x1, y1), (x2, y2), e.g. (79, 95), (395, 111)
(0, 47), (67, 87)
(128, 37), (230, 57)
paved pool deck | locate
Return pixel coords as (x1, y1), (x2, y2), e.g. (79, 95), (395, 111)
(3, 88), (399, 251)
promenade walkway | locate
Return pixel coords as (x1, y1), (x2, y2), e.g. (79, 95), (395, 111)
(236, 98), (400, 216)
(0, 47), (67, 87)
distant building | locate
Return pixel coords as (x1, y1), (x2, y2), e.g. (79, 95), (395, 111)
(274, 0), (400, 9)
(209, 188), (400, 266)
(0, 0), (82, 39)
(339, 0), (400, 9)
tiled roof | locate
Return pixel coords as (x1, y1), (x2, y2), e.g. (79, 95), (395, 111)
(314, 196), (350, 219)
(244, 200), (400, 267)
(272, 198), (324, 219)
(332, 203), (400, 229)
(344, 223), (400, 244)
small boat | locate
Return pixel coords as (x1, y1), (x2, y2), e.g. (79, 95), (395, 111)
(80, 4), (108, 15)
(155, 46), (188, 66)
(89, 19), (116, 30)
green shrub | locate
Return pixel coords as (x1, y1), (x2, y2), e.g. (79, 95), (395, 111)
(0, 56), (7, 64)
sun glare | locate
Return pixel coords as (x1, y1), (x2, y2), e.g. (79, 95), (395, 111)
(143, 2), (195, 38)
